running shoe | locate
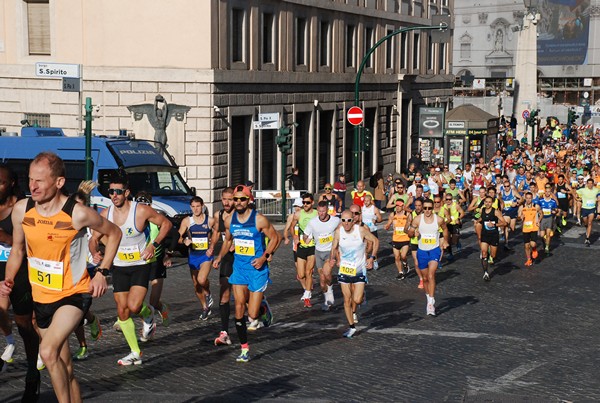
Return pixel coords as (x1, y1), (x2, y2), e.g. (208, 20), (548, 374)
(1, 343), (15, 363)
(556, 226), (562, 234)
(418, 279), (424, 289)
(524, 259), (533, 267)
(206, 293), (214, 309)
(531, 248), (538, 259)
(352, 312), (358, 324)
(343, 327), (356, 338)
(113, 320), (121, 332)
(456, 241), (462, 252)
(303, 298), (312, 308)
(585, 238), (591, 247)
(260, 298), (273, 327)
(545, 245), (550, 254)
(214, 331), (232, 346)
(236, 348), (250, 363)
(321, 303), (330, 312)
(562, 217), (567, 226)
(36, 354), (45, 371)
(396, 272), (405, 280)
(325, 289), (335, 306)
(577, 219), (582, 226)
(159, 302), (170, 327)
(89, 316), (102, 341)
(140, 321), (156, 342)
(483, 271), (490, 282)
(426, 303), (436, 316)
(488, 256), (494, 264)
(247, 318), (263, 331)
(118, 351), (142, 366)
(72, 346), (89, 361)
(200, 308), (211, 321)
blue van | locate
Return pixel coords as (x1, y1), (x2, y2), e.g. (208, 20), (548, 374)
(0, 127), (193, 227)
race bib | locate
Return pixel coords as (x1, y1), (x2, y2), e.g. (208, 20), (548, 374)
(474, 185), (482, 191)
(29, 257), (63, 291)
(117, 245), (141, 262)
(585, 200), (596, 209)
(484, 221), (496, 230)
(542, 208), (552, 216)
(339, 260), (357, 277)
(504, 200), (513, 208)
(524, 220), (534, 230)
(327, 206), (336, 216)
(235, 239), (255, 256)
(394, 226), (405, 235)
(422, 234), (436, 245)
(0, 245), (10, 262)
(192, 237), (208, 250)
(318, 234), (333, 245)
(557, 192), (566, 199)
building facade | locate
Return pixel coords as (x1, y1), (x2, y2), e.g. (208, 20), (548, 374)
(0, 0), (454, 207)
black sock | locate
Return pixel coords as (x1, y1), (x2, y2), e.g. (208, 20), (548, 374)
(235, 316), (248, 345)
(350, 324), (355, 329)
(17, 323), (39, 379)
(220, 302), (230, 333)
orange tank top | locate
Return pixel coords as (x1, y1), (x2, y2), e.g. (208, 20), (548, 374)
(522, 206), (539, 233)
(392, 213), (410, 242)
(22, 198), (90, 304)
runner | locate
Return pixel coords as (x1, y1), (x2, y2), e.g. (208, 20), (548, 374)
(407, 199), (449, 316)
(289, 193), (317, 307)
(319, 183), (342, 217)
(0, 163), (41, 400)
(283, 198), (303, 272)
(210, 187), (235, 346)
(576, 178), (600, 246)
(409, 199), (425, 289)
(468, 187), (487, 247)
(439, 192), (465, 260)
(518, 192), (541, 267)
(329, 210), (379, 338)
(477, 196), (507, 281)
(303, 201), (340, 310)
(178, 196), (215, 320)
(91, 174), (172, 365)
(384, 199), (411, 280)
(538, 184), (559, 254)
(350, 180), (372, 208)
(499, 177), (522, 250)
(361, 194), (382, 237)
(212, 185), (280, 362)
(385, 180), (410, 210)
(0, 152), (121, 401)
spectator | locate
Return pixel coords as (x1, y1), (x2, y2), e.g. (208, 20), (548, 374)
(287, 167), (304, 190)
(333, 173), (347, 210)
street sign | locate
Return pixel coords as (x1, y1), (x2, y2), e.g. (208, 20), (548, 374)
(35, 62), (80, 78)
(258, 112), (279, 122)
(253, 121), (278, 130)
(62, 77), (80, 92)
(347, 106), (364, 126)
(522, 110), (530, 120)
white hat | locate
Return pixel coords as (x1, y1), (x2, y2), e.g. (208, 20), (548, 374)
(293, 198), (303, 207)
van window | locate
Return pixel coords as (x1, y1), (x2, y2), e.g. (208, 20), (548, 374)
(98, 168), (191, 198)
(2, 159), (90, 196)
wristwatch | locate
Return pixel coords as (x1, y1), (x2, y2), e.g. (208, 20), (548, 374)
(152, 241), (160, 248)
(95, 267), (110, 276)
(264, 252), (272, 260)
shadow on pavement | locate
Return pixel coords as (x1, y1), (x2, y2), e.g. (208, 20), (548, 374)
(200, 374), (300, 402)
(435, 295), (479, 316)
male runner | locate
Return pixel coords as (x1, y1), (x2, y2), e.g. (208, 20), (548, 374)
(439, 192), (465, 260)
(289, 193), (317, 307)
(409, 199), (425, 289)
(319, 184), (342, 216)
(91, 175), (172, 365)
(477, 196), (507, 281)
(518, 192), (541, 267)
(350, 180), (373, 208)
(330, 210), (379, 338)
(407, 199), (449, 316)
(179, 196), (214, 320)
(1, 153), (121, 401)
(499, 177), (522, 250)
(576, 178), (600, 246)
(538, 184), (559, 254)
(384, 199), (411, 280)
(212, 185), (280, 362)
(303, 201), (340, 310)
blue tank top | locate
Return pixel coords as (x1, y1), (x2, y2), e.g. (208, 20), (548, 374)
(501, 187), (517, 210)
(231, 209), (267, 271)
(188, 215), (211, 256)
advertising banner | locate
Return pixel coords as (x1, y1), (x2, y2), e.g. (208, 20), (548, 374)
(419, 107), (444, 138)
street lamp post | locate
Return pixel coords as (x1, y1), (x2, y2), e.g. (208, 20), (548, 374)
(352, 17), (451, 183)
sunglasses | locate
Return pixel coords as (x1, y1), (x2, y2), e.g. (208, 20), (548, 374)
(303, 201), (312, 205)
(423, 207), (433, 210)
(352, 211), (361, 216)
(233, 196), (249, 202)
(445, 198), (453, 201)
(108, 188), (125, 196)
(341, 218), (353, 223)
(324, 187), (332, 190)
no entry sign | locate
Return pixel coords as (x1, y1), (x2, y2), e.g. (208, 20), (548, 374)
(347, 106), (364, 126)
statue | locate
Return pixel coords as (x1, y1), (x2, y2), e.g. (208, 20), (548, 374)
(127, 95), (191, 147)
(494, 29), (504, 52)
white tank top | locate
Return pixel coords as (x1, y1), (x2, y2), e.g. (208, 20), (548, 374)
(108, 201), (148, 267)
(418, 213), (440, 251)
(338, 224), (367, 277)
(361, 204), (378, 232)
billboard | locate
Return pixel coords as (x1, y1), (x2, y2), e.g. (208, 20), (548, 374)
(419, 107), (445, 138)
(537, 0), (591, 65)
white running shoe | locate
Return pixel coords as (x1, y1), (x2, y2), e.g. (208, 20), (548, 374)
(247, 318), (263, 331)
(117, 351), (142, 366)
(113, 320), (121, 332)
(343, 327), (357, 338)
(140, 321), (156, 342)
(325, 290), (335, 306)
(1, 343), (15, 363)
(427, 303), (436, 316)
(36, 354), (45, 371)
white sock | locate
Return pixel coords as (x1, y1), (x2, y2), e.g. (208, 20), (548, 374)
(307, 290), (312, 299)
(327, 285), (333, 294)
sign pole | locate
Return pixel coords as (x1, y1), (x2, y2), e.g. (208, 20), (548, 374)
(85, 97), (93, 180)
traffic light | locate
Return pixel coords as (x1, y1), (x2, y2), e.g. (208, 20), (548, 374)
(361, 127), (371, 151)
(276, 126), (293, 152)
(528, 109), (539, 127)
(567, 108), (580, 126)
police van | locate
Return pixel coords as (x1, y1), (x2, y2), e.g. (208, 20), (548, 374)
(0, 127), (193, 227)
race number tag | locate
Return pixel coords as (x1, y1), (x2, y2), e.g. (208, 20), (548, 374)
(484, 221), (496, 230)
(117, 245), (141, 262)
(584, 200), (596, 209)
(422, 234), (436, 245)
(318, 234), (333, 245)
(339, 260), (357, 277)
(394, 226), (405, 235)
(504, 200), (513, 208)
(235, 239), (255, 256)
(557, 192), (566, 199)
(524, 220), (534, 230)
(29, 257), (63, 291)
(192, 237), (208, 250)
(0, 245), (10, 262)
(542, 208), (552, 216)
(327, 206), (336, 216)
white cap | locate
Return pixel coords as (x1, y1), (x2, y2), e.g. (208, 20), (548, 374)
(293, 198), (303, 207)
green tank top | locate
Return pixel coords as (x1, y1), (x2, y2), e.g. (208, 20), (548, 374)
(410, 211), (419, 245)
(298, 209), (317, 247)
(148, 222), (162, 263)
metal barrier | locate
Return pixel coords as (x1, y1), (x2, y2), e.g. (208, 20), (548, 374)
(253, 190), (306, 220)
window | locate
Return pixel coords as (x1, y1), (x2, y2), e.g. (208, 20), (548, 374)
(400, 31), (408, 69)
(386, 28), (395, 70)
(460, 43), (471, 59)
(262, 13), (275, 64)
(413, 33), (420, 70)
(23, 112), (50, 127)
(231, 8), (246, 63)
(438, 42), (446, 72)
(296, 17), (307, 66)
(26, 0), (50, 55)
(428, 38), (435, 71)
(364, 27), (374, 69)
(319, 20), (331, 67)
(346, 24), (356, 68)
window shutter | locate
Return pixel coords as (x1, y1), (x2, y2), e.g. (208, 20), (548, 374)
(28, 2), (50, 55)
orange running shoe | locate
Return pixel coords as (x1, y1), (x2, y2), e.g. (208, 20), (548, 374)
(524, 259), (533, 267)
(531, 248), (538, 259)
(418, 279), (424, 289)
